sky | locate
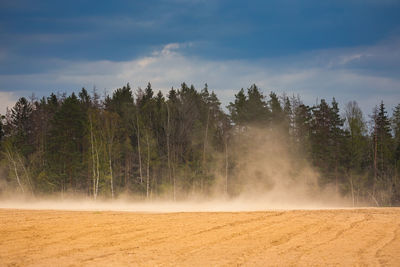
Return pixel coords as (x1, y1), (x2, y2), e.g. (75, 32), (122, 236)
(0, 0), (400, 117)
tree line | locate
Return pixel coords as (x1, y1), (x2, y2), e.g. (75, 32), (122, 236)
(0, 83), (399, 205)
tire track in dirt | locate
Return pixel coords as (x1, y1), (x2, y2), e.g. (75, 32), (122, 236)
(290, 211), (400, 266)
(178, 211), (324, 265)
(192, 212), (285, 235)
(1, 208), (400, 266)
(3, 212), (158, 264)
(138, 212), (283, 247)
(37, 212), (252, 264)
(228, 221), (325, 265)
(294, 212), (367, 264)
(39, 221), (170, 263)
(171, 212), (292, 263)
(229, 211), (338, 265)
(351, 213), (399, 266)
(374, 221), (400, 266)
(152, 213), (283, 258)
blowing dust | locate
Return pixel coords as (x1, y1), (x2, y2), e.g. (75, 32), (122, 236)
(0, 127), (355, 212)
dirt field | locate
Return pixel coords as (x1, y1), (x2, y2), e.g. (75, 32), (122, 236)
(0, 208), (399, 266)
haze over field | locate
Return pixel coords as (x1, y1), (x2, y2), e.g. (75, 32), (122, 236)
(0, 125), (355, 211)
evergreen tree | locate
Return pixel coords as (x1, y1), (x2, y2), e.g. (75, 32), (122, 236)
(371, 102), (394, 204)
(310, 99), (331, 178)
(228, 84), (269, 126)
(393, 103), (400, 164)
(282, 95), (292, 136)
(105, 83), (134, 116)
(246, 84), (270, 124)
(344, 101), (368, 204)
(0, 115), (4, 143)
(329, 98), (346, 191)
(374, 102), (393, 178)
(8, 97), (34, 155)
(48, 93), (87, 192)
(392, 103), (400, 204)
(293, 103), (312, 154)
(269, 92), (283, 126)
(228, 88), (247, 126)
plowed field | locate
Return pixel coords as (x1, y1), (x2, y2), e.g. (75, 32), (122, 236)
(1, 208), (399, 266)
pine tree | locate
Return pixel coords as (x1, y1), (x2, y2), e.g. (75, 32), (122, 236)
(330, 98), (345, 192)
(246, 84), (270, 125)
(0, 115), (4, 143)
(282, 95), (292, 136)
(9, 97), (34, 155)
(344, 101), (368, 204)
(228, 88), (247, 126)
(310, 99), (331, 178)
(228, 84), (269, 127)
(293, 103), (312, 154)
(392, 103), (400, 204)
(393, 104), (400, 165)
(269, 92), (283, 126)
(371, 102), (394, 205)
(374, 102), (393, 178)
(48, 93), (87, 193)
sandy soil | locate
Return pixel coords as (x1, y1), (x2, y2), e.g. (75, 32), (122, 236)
(0, 208), (399, 266)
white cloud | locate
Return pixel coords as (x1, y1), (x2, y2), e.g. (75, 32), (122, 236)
(1, 40), (399, 116)
(0, 91), (17, 115)
(338, 54), (365, 65)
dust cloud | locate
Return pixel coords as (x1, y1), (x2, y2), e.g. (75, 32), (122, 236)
(0, 127), (357, 212)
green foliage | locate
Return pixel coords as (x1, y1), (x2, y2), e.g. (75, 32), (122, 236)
(0, 82), (398, 205)
(228, 84), (270, 126)
(373, 102), (393, 177)
(0, 115), (4, 142)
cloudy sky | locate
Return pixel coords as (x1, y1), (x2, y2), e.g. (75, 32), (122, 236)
(0, 0), (399, 115)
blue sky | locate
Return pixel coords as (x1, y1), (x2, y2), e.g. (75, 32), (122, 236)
(1, 0), (400, 116)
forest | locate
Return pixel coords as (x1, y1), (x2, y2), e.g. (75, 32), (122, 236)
(0, 83), (399, 206)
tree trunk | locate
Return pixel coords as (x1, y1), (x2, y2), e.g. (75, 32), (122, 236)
(166, 103), (172, 189)
(146, 133), (150, 199)
(95, 138), (100, 200)
(335, 159), (338, 194)
(225, 136), (229, 195)
(90, 117), (97, 199)
(5, 149), (24, 193)
(373, 123), (377, 193)
(171, 152), (176, 201)
(109, 157), (114, 199)
(124, 155), (128, 188)
(17, 154), (34, 196)
(349, 173), (355, 207)
(106, 119), (115, 199)
(136, 116), (143, 184)
(173, 162), (176, 201)
(202, 108), (210, 192)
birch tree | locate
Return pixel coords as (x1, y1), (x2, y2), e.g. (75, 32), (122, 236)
(103, 111), (119, 199)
